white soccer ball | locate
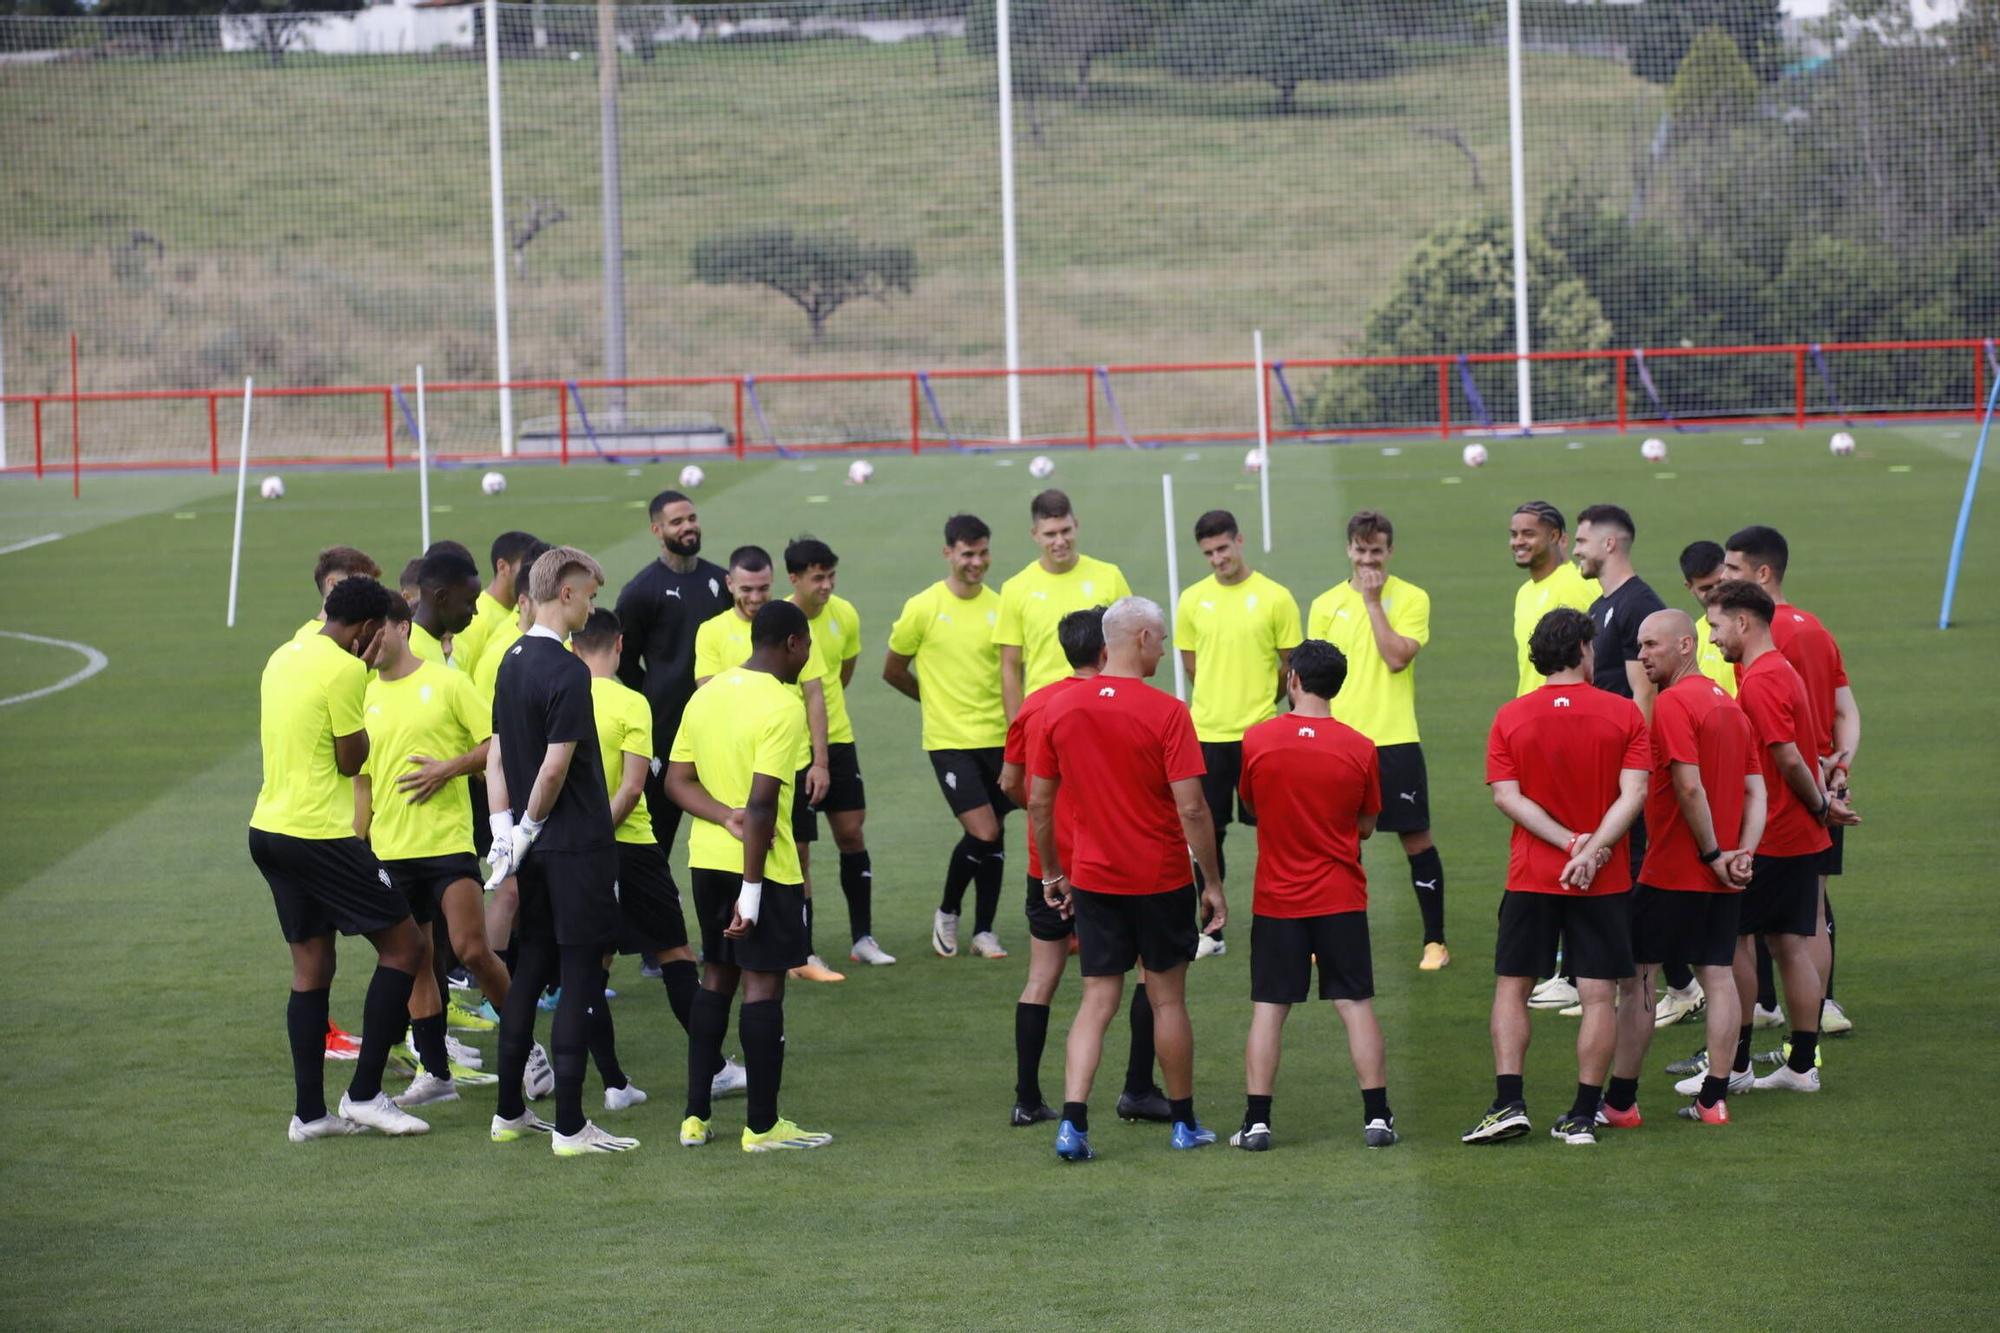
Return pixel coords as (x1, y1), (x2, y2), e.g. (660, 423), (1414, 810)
(1028, 454), (1055, 480)
(1641, 437), (1669, 463)
(258, 475), (285, 500)
(1461, 443), (1488, 469)
(1829, 431), (1856, 457)
(678, 463), (705, 489)
(480, 470), (507, 496)
(846, 459), (875, 486)
(1243, 447), (1266, 474)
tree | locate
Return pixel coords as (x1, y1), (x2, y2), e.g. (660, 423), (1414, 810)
(692, 228), (916, 343)
(1157, 0), (1397, 113)
(965, 0), (1153, 103)
(1631, 0), (1781, 84)
(1667, 26), (1758, 135)
(223, 0), (363, 66)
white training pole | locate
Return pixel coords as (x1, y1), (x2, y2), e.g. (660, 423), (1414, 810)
(0, 294), (8, 469)
(484, 0), (516, 456)
(1254, 328), (1272, 555)
(1162, 471), (1185, 701)
(416, 365), (432, 552)
(1505, 0), (1532, 433)
(995, 0), (1022, 445)
(225, 377), (254, 628)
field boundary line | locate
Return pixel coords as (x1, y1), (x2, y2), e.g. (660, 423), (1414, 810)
(0, 630), (107, 707)
(0, 533), (60, 556)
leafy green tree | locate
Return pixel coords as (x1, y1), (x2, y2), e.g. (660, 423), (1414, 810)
(1631, 0), (1781, 84)
(692, 228), (916, 343)
(1156, 0), (1397, 114)
(1668, 26), (1758, 134)
(966, 0), (1153, 102)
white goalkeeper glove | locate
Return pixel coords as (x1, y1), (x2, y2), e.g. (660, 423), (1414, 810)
(735, 880), (763, 926)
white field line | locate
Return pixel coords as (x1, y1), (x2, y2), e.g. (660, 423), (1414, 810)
(0, 533), (60, 557)
(0, 631), (108, 707)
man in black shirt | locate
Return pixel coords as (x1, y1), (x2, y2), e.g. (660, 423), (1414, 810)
(486, 545), (637, 1156)
(1574, 504), (1667, 720)
(615, 490), (732, 857)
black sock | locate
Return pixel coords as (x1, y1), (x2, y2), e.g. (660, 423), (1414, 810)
(803, 897), (817, 955)
(971, 839), (1005, 936)
(495, 941), (552, 1121)
(551, 947), (602, 1135)
(588, 994), (626, 1091)
(838, 850), (873, 942)
(661, 959), (698, 1035)
(1733, 1024), (1754, 1075)
(939, 833), (981, 915)
(1822, 889), (1837, 1002)
(1755, 937), (1777, 1011)
(1014, 1002), (1050, 1107)
(1124, 983), (1156, 1097)
(685, 986), (731, 1120)
(1408, 846), (1446, 945)
(1244, 1093), (1272, 1130)
(1361, 1086), (1391, 1124)
(1568, 1082), (1602, 1121)
(287, 987), (330, 1123)
(498, 941), (518, 977)
(1062, 1101), (1089, 1133)
(1604, 1075), (1639, 1112)
(740, 998), (785, 1135)
(411, 1012), (450, 1080)
(347, 964), (415, 1103)
(1496, 1073), (1524, 1108)
(1169, 1096), (1195, 1127)
(1786, 1029), (1818, 1074)
(1698, 1074), (1730, 1107)
(1663, 962), (1695, 991)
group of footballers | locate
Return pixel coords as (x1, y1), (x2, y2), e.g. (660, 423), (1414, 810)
(246, 476), (1861, 1158)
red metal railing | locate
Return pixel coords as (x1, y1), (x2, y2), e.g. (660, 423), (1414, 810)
(2, 338), (1991, 478)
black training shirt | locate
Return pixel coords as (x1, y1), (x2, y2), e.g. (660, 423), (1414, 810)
(614, 556), (731, 748)
(492, 630), (614, 852)
(1589, 575), (1667, 697)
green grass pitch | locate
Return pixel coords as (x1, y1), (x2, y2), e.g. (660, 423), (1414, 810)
(1, 425), (1996, 1327)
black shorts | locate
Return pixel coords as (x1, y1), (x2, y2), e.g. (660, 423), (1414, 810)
(929, 747), (1014, 818)
(515, 846), (622, 951)
(381, 852), (482, 926)
(614, 841), (688, 955)
(1820, 821), (1844, 877)
(689, 868), (809, 972)
(469, 777), (492, 858)
(820, 741), (866, 814)
(791, 768), (818, 845)
(1740, 853), (1820, 938)
(1631, 885), (1740, 968)
(248, 828), (408, 944)
(1071, 884), (1199, 978)
(1375, 743), (1431, 835)
(1024, 873), (1072, 942)
(1199, 741), (1252, 830)
(1250, 912), (1374, 1004)
(1495, 890), (1633, 981)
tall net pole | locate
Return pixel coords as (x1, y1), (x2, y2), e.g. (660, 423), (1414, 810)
(1505, 0), (1531, 433)
(598, 0), (626, 423)
(484, 0), (515, 455)
(995, 0), (1022, 444)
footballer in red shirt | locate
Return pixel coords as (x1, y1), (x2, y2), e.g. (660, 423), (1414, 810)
(1604, 609), (1769, 1127)
(1028, 597), (1226, 1160)
(1706, 580), (1859, 1093)
(995, 608), (1168, 1128)
(1233, 640), (1395, 1152)
(1467, 607), (1649, 1148)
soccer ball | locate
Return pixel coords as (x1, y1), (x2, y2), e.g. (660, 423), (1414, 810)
(258, 475), (285, 500)
(480, 470), (507, 496)
(1028, 454), (1055, 480)
(1829, 431), (1856, 457)
(847, 459), (875, 486)
(1641, 437), (1669, 463)
(1243, 447), (1266, 474)
(1461, 443), (1488, 469)
(678, 463), (705, 489)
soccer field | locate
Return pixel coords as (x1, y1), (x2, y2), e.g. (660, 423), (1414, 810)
(2, 426), (1996, 1327)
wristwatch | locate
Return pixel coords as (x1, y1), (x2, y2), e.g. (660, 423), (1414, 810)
(1698, 846), (1723, 864)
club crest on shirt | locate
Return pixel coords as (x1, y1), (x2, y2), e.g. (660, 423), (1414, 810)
(985, 612), (997, 625)
(1553, 697), (1572, 708)
(1082, 582), (1095, 596)
(377, 868), (392, 888)
(1296, 725), (1316, 738)
(1098, 685), (1117, 698)
(419, 685), (433, 704)
(944, 771), (958, 790)
(709, 579), (721, 598)
(1246, 595), (1258, 609)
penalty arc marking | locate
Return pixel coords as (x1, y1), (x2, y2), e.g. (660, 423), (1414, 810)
(0, 631), (109, 708)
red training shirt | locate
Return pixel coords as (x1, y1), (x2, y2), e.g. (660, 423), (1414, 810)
(1771, 604), (1847, 760)
(1484, 682), (1650, 896)
(1008, 674), (1088, 879)
(1736, 650), (1832, 859)
(1638, 673), (1761, 893)
(1031, 674), (1205, 896)
(1238, 713), (1380, 917)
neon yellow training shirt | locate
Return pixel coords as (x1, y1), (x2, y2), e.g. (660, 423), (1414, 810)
(1310, 574), (1431, 746)
(693, 609), (826, 768)
(799, 592), (863, 746)
(452, 590), (516, 680)
(250, 632), (369, 840)
(591, 675), (658, 846)
(669, 667), (806, 883)
(1513, 563), (1600, 696)
(886, 580), (1007, 751)
(361, 660), (490, 859)
(993, 554), (1131, 695)
(1174, 570), (1302, 743)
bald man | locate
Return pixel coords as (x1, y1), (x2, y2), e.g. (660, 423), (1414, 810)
(1604, 609), (1767, 1127)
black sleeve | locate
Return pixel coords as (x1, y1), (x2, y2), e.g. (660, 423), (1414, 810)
(544, 655), (595, 745)
(614, 572), (649, 691)
(1624, 584), (1667, 659)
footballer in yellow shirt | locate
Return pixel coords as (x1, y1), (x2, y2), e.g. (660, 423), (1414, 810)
(244, 575), (428, 1140)
(1677, 538), (1739, 697)
(452, 532), (543, 680)
(406, 548), (483, 668)
(1509, 501), (1600, 697)
(293, 545), (383, 643)
(1308, 509), (1449, 964)
(993, 489), (1131, 715)
(885, 514), (1013, 961)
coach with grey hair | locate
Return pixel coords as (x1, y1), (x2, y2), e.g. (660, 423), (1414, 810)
(1028, 596), (1226, 1161)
